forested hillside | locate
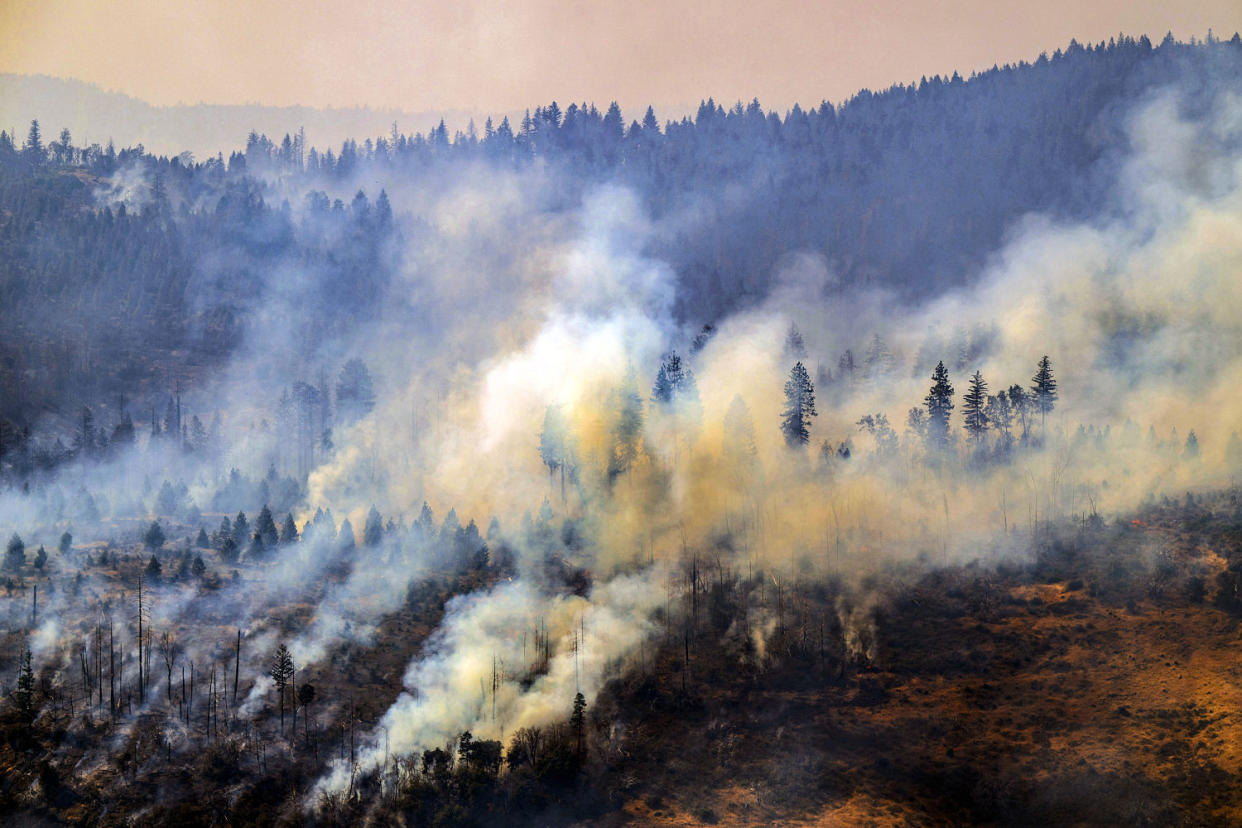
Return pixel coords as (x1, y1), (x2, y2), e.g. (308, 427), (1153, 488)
(0, 34), (1237, 437)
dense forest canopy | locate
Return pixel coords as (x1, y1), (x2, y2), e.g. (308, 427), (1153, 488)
(0, 33), (1238, 439)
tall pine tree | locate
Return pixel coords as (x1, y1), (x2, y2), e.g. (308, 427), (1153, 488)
(780, 362), (817, 448)
(923, 361), (955, 451)
(962, 370), (990, 445)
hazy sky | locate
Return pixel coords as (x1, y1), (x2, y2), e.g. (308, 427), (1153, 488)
(2, 0), (1240, 115)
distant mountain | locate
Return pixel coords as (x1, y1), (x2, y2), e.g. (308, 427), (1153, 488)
(0, 73), (485, 158)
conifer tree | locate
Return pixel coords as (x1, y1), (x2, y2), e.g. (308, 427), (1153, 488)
(2, 533), (24, 573)
(923, 361), (955, 451)
(780, 362), (817, 448)
(270, 643), (294, 735)
(232, 512), (249, 548)
(280, 514), (299, 544)
(143, 521), (165, 551)
(255, 505), (279, 547)
(1031, 355), (1058, 431)
(364, 506), (384, 546)
(962, 371), (990, 444)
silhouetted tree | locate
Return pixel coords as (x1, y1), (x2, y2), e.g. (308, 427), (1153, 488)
(962, 370), (990, 445)
(270, 643), (294, 735)
(923, 361), (955, 452)
(280, 514), (299, 544)
(363, 506), (383, 546)
(143, 521), (166, 551)
(1031, 355), (1058, 431)
(780, 362), (817, 448)
(255, 504), (279, 547)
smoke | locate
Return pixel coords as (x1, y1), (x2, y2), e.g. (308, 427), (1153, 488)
(2, 72), (1241, 812)
(314, 565), (666, 797)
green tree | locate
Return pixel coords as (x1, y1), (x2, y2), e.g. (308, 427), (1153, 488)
(23, 120), (43, 163)
(255, 504), (279, 547)
(780, 362), (817, 448)
(338, 518), (356, 550)
(363, 506), (383, 546)
(5, 533), (26, 571)
(143, 521), (166, 551)
(232, 512), (249, 548)
(962, 370), (990, 445)
(145, 555), (162, 581)
(219, 535), (239, 564)
(280, 514), (299, 544)
(58, 532), (72, 555)
(33, 546), (47, 570)
(923, 361), (955, 451)
(1030, 355), (1058, 431)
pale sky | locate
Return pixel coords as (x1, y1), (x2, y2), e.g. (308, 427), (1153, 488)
(2, 0), (1239, 114)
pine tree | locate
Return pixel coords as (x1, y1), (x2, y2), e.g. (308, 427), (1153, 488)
(58, 532), (72, 555)
(1031, 355), (1058, 431)
(255, 505), (279, 547)
(143, 521), (165, 551)
(780, 362), (817, 448)
(33, 546), (47, 570)
(363, 506), (383, 546)
(145, 555), (162, 581)
(923, 361), (955, 451)
(219, 536), (239, 565)
(232, 512), (249, 548)
(338, 518), (356, 550)
(23, 120), (43, 163)
(270, 643), (294, 735)
(962, 371), (990, 444)
(280, 514), (299, 544)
